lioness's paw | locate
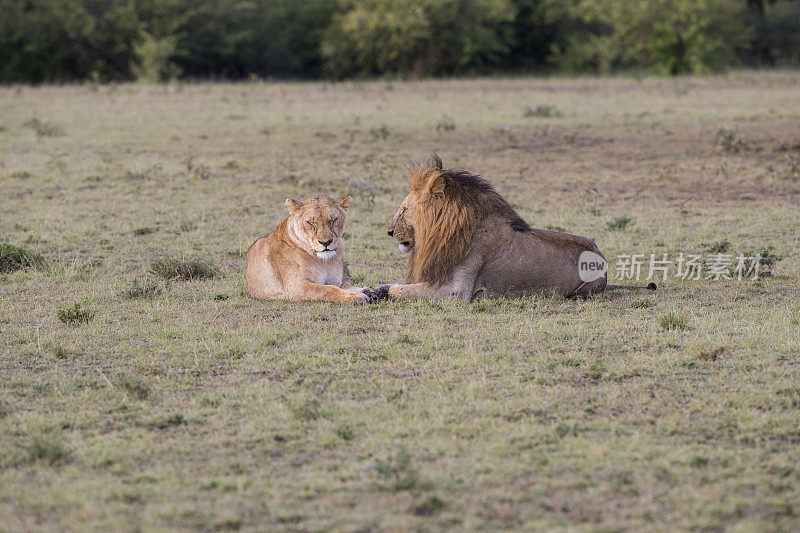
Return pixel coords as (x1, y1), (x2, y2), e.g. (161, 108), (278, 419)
(348, 291), (370, 305)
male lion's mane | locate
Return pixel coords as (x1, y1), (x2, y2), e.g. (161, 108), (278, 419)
(408, 155), (529, 286)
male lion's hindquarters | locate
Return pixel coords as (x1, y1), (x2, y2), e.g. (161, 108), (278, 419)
(245, 194), (372, 304)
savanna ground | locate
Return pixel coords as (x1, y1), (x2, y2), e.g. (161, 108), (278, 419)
(1, 72), (800, 532)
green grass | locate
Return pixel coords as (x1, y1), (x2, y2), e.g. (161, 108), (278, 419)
(660, 311), (690, 330)
(0, 243), (43, 273)
(56, 303), (95, 325)
(149, 256), (218, 280)
(1, 72), (800, 531)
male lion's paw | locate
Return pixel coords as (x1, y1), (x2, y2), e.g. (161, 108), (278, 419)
(363, 284), (391, 303)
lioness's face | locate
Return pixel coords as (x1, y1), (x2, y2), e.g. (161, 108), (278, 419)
(387, 197), (416, 253)
(286, 195), (350, 260)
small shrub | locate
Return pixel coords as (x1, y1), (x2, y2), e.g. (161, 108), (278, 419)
(413, 494), (447, 516)
(334, 421), (356, 441)
(374, 447), (420, 492)
(212, 293), (229, 301)
(116, 374), (151, 400)
(369, 125), (390, 140)
(25, 433), (71, 465)
(704, 239), (731, 253)
(187, 161), (212, 180)
(179, 221), (198, 232)
(150, 257), (218, 281)
(749, 245), (782, 277)
(698, 346), (725, 362)
(660, 312), (689, 331)
(715, 128), (750, 153)
(51, 345), (76, 359)
(23, 118), (64, 137)
(606, 216), (633, 231)
(133, 227), (155, 236)
(285, 397), (324, 422)
(554, 422), (578, 439)
(148, 413), (185, 429)
(435, 116), (456, 133)
(11, 171), (32, 179)
(523, 104), (563, 118)
(122, 280), (162, 299)
(0, 243), (44, 273)
(131, 32), (181, 82)
(57, 303), (95, 325)
(632, 297), (653, 309)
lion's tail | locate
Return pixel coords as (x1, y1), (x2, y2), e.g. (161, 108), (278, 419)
(605, 282), (657, 292)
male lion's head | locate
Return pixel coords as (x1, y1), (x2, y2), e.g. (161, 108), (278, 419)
(391, 155), (528, 285)
(285, 195), (351, 260)
(387, 207), (415, 253)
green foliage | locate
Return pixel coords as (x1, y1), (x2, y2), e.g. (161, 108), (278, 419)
(0, 243), (43, 273)
(436, 115), (456, 133)
(373, 447), (421, 492)
(747, 2), (800, 66)
(606, 216), (633, 231)
(553, 0), (754, 74)
(523, 104), (562, 118)
(57, 303), (95, 325)
(131, 32), (180, 82)
(321, 0), (516, 78)
(25, 433), (72, 465)
(0, 0), (795, 81)
(116, 374), (152, 400)
(660, 312), (690, 331)
(715, 128), (751, 153)
(149, 257), (218, 281)
(23, 118), (64, 137)
(122, 279), (163, 299)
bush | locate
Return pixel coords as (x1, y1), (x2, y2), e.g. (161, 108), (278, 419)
(131, 33), (180, 82)
(0, 0), (795, 81)
(150, 257), (218, 281)
(552, 0), (753, 74)
(321, 0), (516, 78)
(0, 243), (43, 273)
(606, 216), (633, 231)
(57, 303), (95, 325)
(660, 312), (690, 331)
(25, 433), (71, 465)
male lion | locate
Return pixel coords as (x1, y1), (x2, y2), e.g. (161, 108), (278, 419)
(246, 195), (370, 304)
(384, 155), (641, 300)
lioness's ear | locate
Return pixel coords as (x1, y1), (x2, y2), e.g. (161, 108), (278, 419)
(428, 174), (446, 199)
(285, 198), (301, 215)
(338, 196), (352, 211)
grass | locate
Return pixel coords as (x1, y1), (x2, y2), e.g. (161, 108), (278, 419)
(56, 303), (95, 325)
(523, 104), (563, 118)
(149, 256), (218, 280)
(659, 311), (690, 330)
(0, 243), (43, 273)
(1, 72), (800, 531)
(606, 215), (633, 231)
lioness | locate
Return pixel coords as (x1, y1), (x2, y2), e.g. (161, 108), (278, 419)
(246, 195), (370, 304)
(384, 155), (630, 300)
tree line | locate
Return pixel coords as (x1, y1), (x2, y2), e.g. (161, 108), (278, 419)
(0, 0), (797, 83)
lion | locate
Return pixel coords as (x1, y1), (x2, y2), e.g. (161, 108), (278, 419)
(384, 155), (654, 300)
(246, 195), (370, 304)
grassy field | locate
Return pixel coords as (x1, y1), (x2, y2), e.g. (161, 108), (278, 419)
(1, 72), (800, 531)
